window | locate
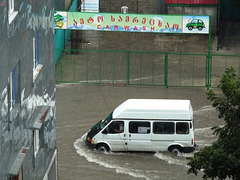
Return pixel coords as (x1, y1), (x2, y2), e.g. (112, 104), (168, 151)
(192, 19), (198, 23)
(8, 0), (14, 15)
(176, 122), (189, 134)
(30, 107), (50, 157)
(153, 122), (174, 134)
(9, 62), (20, 111)
(129, 121), (150, 134)
(9, 70), (15, 110)
(8, 0), (18, 24)
(34, 130), (40, 157)
(106, 121), (124, 134)
(33, 33), (39, 70)
(33, 32), (43, 82)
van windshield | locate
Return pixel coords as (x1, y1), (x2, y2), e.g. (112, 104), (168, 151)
(87, 112), (113, 139)
(99, 112), (113, 130)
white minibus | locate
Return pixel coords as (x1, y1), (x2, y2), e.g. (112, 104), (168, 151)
(85, 99), (195, 154)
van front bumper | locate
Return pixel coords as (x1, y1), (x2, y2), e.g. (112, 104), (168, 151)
(182, 146), (195, 153)
(85, 139), (96, 149)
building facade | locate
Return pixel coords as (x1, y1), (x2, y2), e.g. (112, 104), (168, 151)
(0, 0), (57, 179)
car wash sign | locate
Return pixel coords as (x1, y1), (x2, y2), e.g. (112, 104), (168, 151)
(54, 11), (209, 34)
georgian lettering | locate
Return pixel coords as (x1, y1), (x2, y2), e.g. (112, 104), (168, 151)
(97, 16), (104, 23)
(118, 16), (123, 22)
(80, 18), (84, 24)
(149, 19), (155, 26)
(142, 18), (146, 24)
(133, 17), (139, 23)
(61, 12), (191, 34)
(158, 20), (162, 27)
(87, 17), (94, 23)
(111, 16), (115, 22)
(73, 20), (77, 26)
(165, 22), (170, 29)
(173, 24), (179, 30)
(125, 16), (130, 22)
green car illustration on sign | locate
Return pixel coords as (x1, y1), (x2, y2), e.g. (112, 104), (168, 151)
(54, 14), (64, 23)
(186, 19), (205, 31)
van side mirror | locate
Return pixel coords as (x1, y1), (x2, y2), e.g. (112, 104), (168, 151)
(102, 129), (108, 134)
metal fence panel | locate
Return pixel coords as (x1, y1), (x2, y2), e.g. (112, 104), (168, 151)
(167, 53), (207, 87)
(128, 52), (165, 86)
(211, 55), (240, 87)
(97, 51), (126, 84)
(55, 49), (240, 89)
(55, 49), (127, 84)
(55, 50), (76, 83)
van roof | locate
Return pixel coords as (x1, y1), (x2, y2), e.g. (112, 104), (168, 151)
(112, 99), (193, 120)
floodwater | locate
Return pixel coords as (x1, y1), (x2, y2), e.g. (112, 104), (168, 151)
(56, 83), (224, 180)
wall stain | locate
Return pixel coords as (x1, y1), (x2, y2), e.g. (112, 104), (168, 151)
(8, 3), (54, 37)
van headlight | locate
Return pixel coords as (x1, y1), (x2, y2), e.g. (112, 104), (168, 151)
(87, 137), (92, 143)
(87, 137), (95, 144)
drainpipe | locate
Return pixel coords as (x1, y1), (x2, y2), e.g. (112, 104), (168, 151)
(136, 0), (138, 13)
(158, 0), (160, 14)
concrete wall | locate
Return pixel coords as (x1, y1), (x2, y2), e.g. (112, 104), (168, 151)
(100, 0), (160, 14)
(0, 0), (57, 179)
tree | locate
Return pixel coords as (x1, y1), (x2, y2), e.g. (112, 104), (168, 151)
(187, 67), (240, 179)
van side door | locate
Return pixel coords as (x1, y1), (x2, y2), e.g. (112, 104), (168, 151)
(127, 121), (152, 151)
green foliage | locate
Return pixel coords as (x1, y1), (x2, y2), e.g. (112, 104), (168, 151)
(187, 67), (240, 179)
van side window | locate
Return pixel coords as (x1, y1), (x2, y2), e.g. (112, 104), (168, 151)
(107, 121), (124, 134)
(153, 122), (174, 134)
(176, 122), (189, 134)
(129, 121), (150, 134)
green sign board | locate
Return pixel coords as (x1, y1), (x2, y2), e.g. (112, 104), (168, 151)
(54, 11), (209, 34)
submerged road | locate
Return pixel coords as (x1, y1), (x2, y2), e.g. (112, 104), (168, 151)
(56, 84), (223, 180)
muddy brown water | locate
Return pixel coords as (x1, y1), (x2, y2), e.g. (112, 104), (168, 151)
(56, 84), (223, 180)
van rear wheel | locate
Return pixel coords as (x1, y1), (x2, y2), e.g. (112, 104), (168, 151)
(97, 144), (109, 153)
(169, 146), (182, 156)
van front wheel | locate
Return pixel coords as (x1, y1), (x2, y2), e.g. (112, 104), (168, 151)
(97, 144), (109, 153)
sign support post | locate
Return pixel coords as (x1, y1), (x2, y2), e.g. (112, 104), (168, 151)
(207, 15), (211, 89)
